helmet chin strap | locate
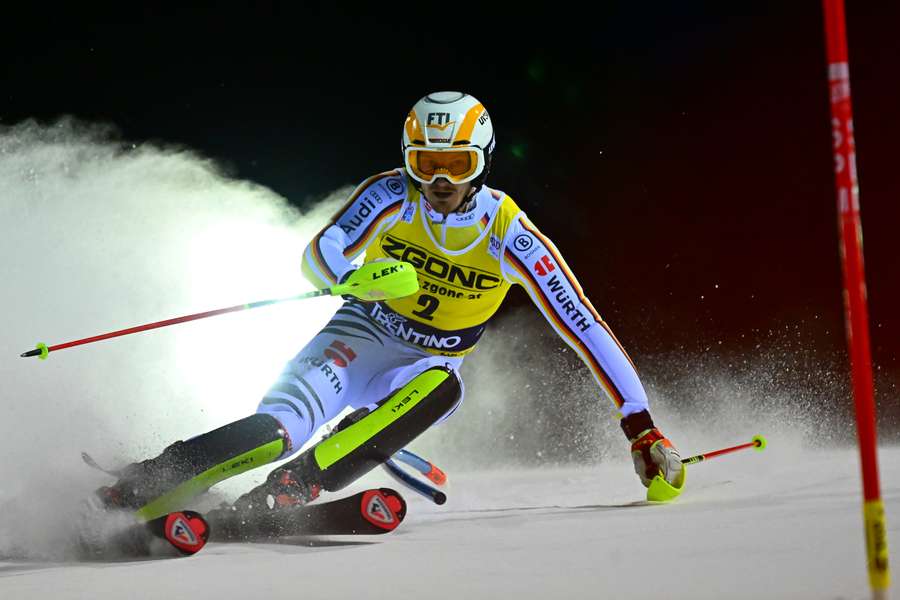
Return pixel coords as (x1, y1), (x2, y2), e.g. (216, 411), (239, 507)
(422, 197), (475, 227)
(425, 185), (477, 220)
(456, 191), (477, 213)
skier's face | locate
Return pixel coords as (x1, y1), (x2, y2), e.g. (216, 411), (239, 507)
(422, 178), (473, 216)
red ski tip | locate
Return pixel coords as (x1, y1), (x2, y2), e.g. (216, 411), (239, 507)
(385, 495), (403, 514)
(360, 489), (406, 532)
(164, 511), (209, 555)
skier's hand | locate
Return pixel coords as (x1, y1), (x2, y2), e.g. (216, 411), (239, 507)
(620, 410), (685, 489)
(337, 269), (358, 301)
(335, 260), (419, 302)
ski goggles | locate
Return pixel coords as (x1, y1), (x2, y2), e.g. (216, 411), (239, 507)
(404, 147), (485, 185)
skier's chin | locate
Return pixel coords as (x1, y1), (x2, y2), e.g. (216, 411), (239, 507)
(426, 195), (459, 214)
(423, 182), (470, 215)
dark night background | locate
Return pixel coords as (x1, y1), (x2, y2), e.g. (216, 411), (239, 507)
(3, 4), (899, 419)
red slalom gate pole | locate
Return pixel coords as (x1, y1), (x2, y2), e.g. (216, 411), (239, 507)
(822, 0), (890, 595)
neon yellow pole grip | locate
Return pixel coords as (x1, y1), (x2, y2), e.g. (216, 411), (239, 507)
(331, 261), (419, 301)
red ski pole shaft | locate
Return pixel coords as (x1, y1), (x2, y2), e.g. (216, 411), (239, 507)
(681, 435), (767, 466)
(20, 261), (420, 361)
(19, 290), (328, 360)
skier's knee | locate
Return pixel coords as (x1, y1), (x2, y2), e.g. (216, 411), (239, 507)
(257, 358), (349, 451)
(255, 404), (308, 456)
(290, 365), (461, 492)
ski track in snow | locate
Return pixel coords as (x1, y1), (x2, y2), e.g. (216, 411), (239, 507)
(1, 446), (897, 600)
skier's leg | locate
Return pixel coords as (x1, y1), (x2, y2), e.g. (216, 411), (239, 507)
(308, 363), (462, 491)
(98, 412), (291, 519)
(254, 336), (359, 454)
(98, 306), (390, 519)
(225, 362), (462, 515)
(357, 353), (466, 425)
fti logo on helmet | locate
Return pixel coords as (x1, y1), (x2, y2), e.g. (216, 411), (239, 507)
(427, 113), (454, 130)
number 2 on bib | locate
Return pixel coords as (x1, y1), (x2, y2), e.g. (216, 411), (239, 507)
(411, 294), (440, 320)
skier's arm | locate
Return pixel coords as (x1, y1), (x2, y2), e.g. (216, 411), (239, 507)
(499, 214), (648, 418)
(500, 215), (684, 493)
(302, 170), (407, 289)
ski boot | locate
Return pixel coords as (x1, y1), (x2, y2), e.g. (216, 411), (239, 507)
(202, 409), (372, 537)
(230, 467), (322, 514)
(94, 440), (195, 511)
(206, 466), (322, 540)
(93, 414), (291, 517)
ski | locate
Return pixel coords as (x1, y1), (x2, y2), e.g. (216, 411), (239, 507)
(147, 510), (210, 554)
(207, 487), (407, 542)
(82, 452), (407, 544)
(76, 509), (209, 559)
(79, 452), (209, 558)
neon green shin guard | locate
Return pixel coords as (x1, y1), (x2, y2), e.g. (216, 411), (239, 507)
(280, 366), (461, 493)
(130, 414), (289, 521)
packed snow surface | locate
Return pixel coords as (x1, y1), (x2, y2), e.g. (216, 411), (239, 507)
(1, 446), (898, 599)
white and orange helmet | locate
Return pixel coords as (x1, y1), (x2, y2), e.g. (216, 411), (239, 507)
(402, 91), (496, 192)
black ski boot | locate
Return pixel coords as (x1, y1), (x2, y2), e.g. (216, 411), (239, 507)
(206, 466), (322, 539)
(93, 414), (291, 515)
(95, 440), (195, 511)
(227, 467), (321, 514)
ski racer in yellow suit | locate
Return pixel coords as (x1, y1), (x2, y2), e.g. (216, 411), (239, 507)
(98, 92), (685, 524)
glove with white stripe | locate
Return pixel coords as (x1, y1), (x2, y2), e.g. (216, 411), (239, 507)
(620, 410), (685, 489)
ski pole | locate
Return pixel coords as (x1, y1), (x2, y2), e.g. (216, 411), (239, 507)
(394, 448), (447, 485)
(20, 261), (418, 360)
(646, 435), (767, 502)
(681, 435), (767, 465)
(383, 449), (447, 505)
(384, 458), (447, 505)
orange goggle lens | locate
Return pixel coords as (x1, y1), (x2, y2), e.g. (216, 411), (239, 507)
(408, 149), (480, 182)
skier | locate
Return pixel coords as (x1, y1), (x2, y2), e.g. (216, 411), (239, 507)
(98, 91), (685, 526)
